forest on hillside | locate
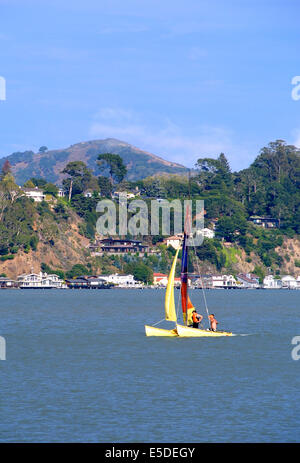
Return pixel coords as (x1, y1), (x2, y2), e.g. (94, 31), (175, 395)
(0, 139), (299, 280)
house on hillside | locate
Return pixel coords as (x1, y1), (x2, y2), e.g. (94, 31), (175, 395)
(248, 216), (279, 229)
(21, 186), (45, 202)
(83, 189), (96, 198)
(195, 228), (215, 239)
(112, 191), (137, 200)
(163, 234), (183, 249)
(90, 238), (149, 256)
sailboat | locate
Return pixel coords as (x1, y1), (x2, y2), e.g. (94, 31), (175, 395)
(145, 248), (180, 337)
(175, 226), (233, 337)
(145, 220), (233, 338)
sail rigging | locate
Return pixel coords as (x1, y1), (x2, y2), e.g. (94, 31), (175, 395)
(165, 248), (180, 322)
(180, 231), (194, 325)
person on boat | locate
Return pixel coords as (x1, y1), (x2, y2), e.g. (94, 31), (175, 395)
(209, 314), (218, 331)
(192, 309), (203, 329)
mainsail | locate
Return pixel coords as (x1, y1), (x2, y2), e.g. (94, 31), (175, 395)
(180, 231), (194, 325)
(165, 248), (180, 322)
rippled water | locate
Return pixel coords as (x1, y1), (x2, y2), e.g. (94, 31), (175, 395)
(0, 288), (299, 442)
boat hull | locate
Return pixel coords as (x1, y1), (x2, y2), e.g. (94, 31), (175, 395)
(145, 325), (178, 337)
(176, 324), (232, 337)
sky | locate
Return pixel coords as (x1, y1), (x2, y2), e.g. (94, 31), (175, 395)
(0, 0), (300, 171)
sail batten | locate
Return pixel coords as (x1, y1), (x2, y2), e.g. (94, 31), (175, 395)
(165, 248), (180, 322)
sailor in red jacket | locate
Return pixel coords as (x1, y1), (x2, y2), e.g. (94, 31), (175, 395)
(192, 309), (203, 329)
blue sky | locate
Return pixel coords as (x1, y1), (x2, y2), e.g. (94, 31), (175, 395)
(0, 0), (300, 170)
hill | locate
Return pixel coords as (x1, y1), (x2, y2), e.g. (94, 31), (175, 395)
(0, 138), (189, 185)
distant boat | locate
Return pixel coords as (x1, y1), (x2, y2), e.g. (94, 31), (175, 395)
(145, 210), (233, 338)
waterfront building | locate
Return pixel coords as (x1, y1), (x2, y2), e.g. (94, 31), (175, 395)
(17, 272), (66, 288)
(281, 275), (297, 289)
(0, 277), (17, 288)
(153, 272), (186, 287)
(99, 273), (142, 287)
(263, 275), (282, 289)
(236, 273), (260, 288)
(202, 274), (238, 289)
(65, 277), (89, 289)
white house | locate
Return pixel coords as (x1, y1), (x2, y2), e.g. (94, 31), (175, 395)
(57, 188), (65, 197)
(281, 275), (297, 289)
(17, 272), (66, 289)
(153, 272), (184, 287)
(83, 189), (93, 198)
(263, 275), (282, 289)
(209, 275), (237, 288)
(22, 187), (45, 202)
(236, 273), (260, 288)
(164, 233), (184, 249)
(196, 228), (215, 239)
(112, 191), (136, 200)
(99, 273), (142, 287)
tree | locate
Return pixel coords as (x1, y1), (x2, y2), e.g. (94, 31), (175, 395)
(1, 160), (12, 179)
(43, 183), (59, 197)
(38, 146), (48, 153)
(29, 178), (47, 188)
(97, 153), (127, 184)
(124, 261), (153, 285)
(61, 161), (92, 201)
(23, 179), (35, 188)
(66, 264), (90, 279)
(195, 153), (232, 193)
(98, 175), (113, 197)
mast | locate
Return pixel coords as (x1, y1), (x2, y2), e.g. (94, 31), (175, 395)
(180, 170), (195, 327)
(186, 171), (191, 326)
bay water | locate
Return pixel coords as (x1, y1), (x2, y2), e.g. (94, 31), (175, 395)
(0, 289), (299, 442)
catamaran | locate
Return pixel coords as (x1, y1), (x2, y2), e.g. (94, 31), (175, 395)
(145, 221), (233, 338)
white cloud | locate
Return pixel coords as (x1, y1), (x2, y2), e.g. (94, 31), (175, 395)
(89, 107), (253, 169)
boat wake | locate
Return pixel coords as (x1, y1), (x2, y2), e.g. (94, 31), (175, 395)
(232, 333), (255, 336)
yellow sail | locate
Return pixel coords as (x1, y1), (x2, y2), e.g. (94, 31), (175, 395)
(165, 248), (180, 322)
